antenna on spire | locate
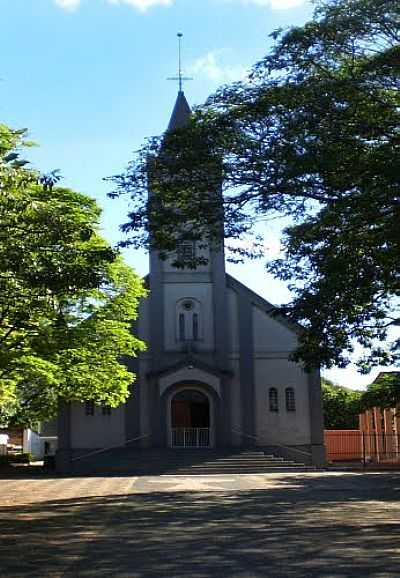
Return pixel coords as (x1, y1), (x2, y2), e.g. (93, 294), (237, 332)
(167, 32), (193, 93)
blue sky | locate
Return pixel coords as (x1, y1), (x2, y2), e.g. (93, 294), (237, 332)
(0, 0), (387, 388)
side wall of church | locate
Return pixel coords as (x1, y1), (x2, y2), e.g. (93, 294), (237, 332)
(251, 306), (311, 446)
(69, 404), (125, 449)
(66, 298), (151, 451)
(254, 360), (311, 445)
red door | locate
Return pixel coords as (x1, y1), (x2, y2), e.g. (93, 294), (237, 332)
(171, 400), (191, 427)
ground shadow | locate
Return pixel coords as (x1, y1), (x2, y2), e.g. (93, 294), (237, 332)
(0, 473), (399, 577)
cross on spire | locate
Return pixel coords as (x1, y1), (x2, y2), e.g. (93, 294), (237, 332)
(168, 32), (192, 93)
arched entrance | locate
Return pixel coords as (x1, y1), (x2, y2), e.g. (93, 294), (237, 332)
(170, 389), (211, 448)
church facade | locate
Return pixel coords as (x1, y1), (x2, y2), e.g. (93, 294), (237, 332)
(56, 92), (325, 472)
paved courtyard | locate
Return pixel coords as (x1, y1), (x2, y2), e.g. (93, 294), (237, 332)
(0, 471), (399, 577)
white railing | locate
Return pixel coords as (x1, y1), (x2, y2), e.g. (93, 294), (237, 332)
(171, 428), (210, 448)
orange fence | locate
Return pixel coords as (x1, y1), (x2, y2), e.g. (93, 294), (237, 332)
(324, 430), (361, 461)
(325, 407), (400, 464)
(325, 429), (400, 464)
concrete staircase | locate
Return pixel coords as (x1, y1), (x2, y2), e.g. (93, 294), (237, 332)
(70, 448), (315, 475)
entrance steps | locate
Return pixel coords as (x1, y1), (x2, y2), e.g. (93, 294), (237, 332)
(69, 448), (315, 475)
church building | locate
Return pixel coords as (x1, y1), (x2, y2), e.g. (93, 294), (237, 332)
(56, 91), (325, 472)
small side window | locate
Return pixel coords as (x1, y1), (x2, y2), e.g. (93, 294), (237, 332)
(85, 401), (95, 416)
(285, 387), (296, 412)
(269, 388), (279, 412)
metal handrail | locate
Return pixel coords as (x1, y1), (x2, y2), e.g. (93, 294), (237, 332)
(71, 433), (151, 462)
(231, 428), (257, 441)
(231, 428), (312, 458)
(272, 443), (312, 459)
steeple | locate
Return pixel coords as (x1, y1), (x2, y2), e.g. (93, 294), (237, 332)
(167, 32), (192, 131)
(167, 91), (191, 131)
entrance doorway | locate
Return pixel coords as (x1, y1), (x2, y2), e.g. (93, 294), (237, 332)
(170, 389), (210, 448)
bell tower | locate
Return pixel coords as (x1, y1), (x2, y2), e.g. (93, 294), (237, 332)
(149, 89), (228, 361)
(147, 87), (231, 446)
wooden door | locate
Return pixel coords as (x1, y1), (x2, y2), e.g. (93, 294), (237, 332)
(171, 400), (191, 427)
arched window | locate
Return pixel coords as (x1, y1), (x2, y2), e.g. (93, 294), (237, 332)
(285, 387), (296, 412)
(269, 388), (279, 412)
(176, 299), (202, 342)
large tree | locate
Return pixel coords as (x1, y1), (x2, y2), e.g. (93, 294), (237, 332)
(361, 371), (400, 410)
(0, 125), (146, 425)
(321, 378), (361, 429)
(110, 0), (399, 372)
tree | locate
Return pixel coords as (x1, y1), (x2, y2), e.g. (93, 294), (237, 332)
(0, 125), (146, 426)
(361, 371), (400, 410)
(321, 378), (362, 428)
(109, 0), (399, 371)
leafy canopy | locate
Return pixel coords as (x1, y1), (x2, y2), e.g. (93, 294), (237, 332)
(321, 378), (362, 429)
(0, 125), (146, 426)
(361, 372), (400, 410)
(109, 0), (399, 371)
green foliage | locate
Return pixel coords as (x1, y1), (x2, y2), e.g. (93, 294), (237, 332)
(361, 372), (400, 409)
(0, 125), (146, 426)
(0, 452), (33, 465)
(321, 378), (362, 429)
(110, 0), (399, 371)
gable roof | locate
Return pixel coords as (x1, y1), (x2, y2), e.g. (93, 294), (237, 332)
(146, 354), (233, 380)
(143, 271), (298, 333)
(373, 371), (400, 383)
(226, 273), (299, 334)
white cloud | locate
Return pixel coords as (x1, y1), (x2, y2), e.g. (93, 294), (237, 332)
(53, 0), (306, 14)
(189, 51), (248, 84)
(248, 0), (306, 9)
(54, 0), (81, 10)
(54, 0), (174, 11)
(222, 0), (308, 10)
(106, 0), (174, 11)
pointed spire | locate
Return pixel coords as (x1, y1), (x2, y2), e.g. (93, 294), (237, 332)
(167, 90), (191, 131)
(166, 33), (192, 131)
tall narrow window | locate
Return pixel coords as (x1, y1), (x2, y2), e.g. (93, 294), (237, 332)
(269, 388), (279, 412)
(85, 401), (95, 416)
(285, 387), (296, 412)
(179, 313), (186, 341)
(102, 405), (112, 416)
(193, 313), (199, 341)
